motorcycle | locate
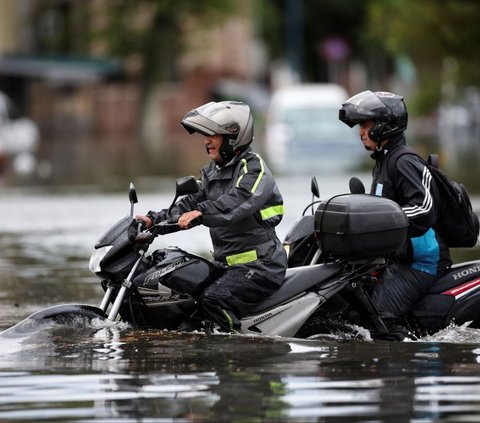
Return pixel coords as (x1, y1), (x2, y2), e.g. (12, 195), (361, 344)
(283, 177), (480, 339)
(3, 176), (480, 341)
(84, 175), (480, 340)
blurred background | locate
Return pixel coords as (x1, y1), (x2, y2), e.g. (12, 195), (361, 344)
(0, 0), (479, 190)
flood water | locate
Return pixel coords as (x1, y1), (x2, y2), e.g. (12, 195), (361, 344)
(1, 174), (480, 422)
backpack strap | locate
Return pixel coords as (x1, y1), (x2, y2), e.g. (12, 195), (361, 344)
(386, 146), (422, 180)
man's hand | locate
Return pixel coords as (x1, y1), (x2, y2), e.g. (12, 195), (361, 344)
(135, 214), (153, 229)
(178, 210), (202, 229)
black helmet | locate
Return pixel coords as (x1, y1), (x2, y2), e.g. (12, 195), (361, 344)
(339, 90), (408, 142)
(181, 100), (254, 161)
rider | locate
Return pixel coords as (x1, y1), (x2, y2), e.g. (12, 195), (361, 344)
(339, 90), (452, 338)
(137, 100), (287, 332)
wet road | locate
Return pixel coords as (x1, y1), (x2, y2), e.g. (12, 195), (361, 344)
(1, 175), (480, 422)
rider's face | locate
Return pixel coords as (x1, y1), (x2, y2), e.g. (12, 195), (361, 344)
(204, 134), (223, 161)
(358, 120), (378, 151)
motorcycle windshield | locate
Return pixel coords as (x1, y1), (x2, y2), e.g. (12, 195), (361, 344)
(95, 215), (133, 248)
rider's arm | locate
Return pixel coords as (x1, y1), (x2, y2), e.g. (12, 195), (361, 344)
(395, 155), (437, 238)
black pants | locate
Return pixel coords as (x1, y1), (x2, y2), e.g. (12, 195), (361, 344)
(372, 263), (436, 319)
(200, 266), (279, 331)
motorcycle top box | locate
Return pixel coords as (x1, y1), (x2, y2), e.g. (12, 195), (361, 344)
(314, 194), (409, 259)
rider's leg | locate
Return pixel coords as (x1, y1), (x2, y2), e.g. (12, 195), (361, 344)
(372, 263), (436, 317)
(371, 263), (436, 339)
(200, 266), (278, 332)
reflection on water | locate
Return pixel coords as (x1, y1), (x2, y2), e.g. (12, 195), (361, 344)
(0, 177), (480, 422)
(2, 325), (480, 422)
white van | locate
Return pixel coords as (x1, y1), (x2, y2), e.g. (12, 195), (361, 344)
(264, 83), (362, 174)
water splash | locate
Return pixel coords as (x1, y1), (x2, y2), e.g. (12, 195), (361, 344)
(0, 304), (129, 356)
(419, 321), (480, 344)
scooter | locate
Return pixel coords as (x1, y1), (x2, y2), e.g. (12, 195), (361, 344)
(3, 177), (480, 341)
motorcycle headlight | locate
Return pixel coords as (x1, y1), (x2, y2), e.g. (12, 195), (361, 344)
(89, 245), (112, 273)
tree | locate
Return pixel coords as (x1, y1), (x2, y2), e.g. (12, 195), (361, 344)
(367, 0), (480, 113)
(92, 0), (237, 138)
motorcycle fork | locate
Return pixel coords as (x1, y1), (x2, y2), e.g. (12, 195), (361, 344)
(99, 285), (114, 312)
(107, 250), (146, 321)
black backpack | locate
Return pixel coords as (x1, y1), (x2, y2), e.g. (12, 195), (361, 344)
(387, 147), (479, 248)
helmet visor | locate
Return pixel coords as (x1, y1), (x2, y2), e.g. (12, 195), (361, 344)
(339, 90), (391, 127)
(181, 102), (239, 137)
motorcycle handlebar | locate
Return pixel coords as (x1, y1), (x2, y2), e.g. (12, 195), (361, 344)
(133, 214), (200, 245)
(158, 214), (201, 230)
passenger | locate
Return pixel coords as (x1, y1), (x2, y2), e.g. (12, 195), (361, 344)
(339, 90), (451, 339)
(136, 101), (287, 332)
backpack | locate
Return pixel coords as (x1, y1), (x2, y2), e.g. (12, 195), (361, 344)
(387, 146), (479, 248)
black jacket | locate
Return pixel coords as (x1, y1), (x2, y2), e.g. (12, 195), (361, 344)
(173, 147), (287, 285)
(370, 134), (451, 275)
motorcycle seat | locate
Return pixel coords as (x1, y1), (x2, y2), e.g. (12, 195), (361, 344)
(251, 262), (343, 314)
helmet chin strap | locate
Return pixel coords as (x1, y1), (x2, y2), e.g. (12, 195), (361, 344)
(375, 144), (383, 151)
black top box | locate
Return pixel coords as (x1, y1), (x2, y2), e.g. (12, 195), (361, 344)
(314, 194), (409, 259)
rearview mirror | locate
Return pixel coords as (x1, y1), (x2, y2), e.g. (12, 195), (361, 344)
(311, 177), (320, 198)
(129, 182), (138, 216)
(349, 177), (366, 194)
(176, 176), (199, 196)
(168, 176), (199, 214)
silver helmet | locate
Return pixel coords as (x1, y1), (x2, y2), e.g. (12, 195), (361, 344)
(181, 101), (254, 160)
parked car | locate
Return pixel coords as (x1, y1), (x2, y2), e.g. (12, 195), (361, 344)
(0, 92), (39, 176)
(264, 83), (362, 174)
